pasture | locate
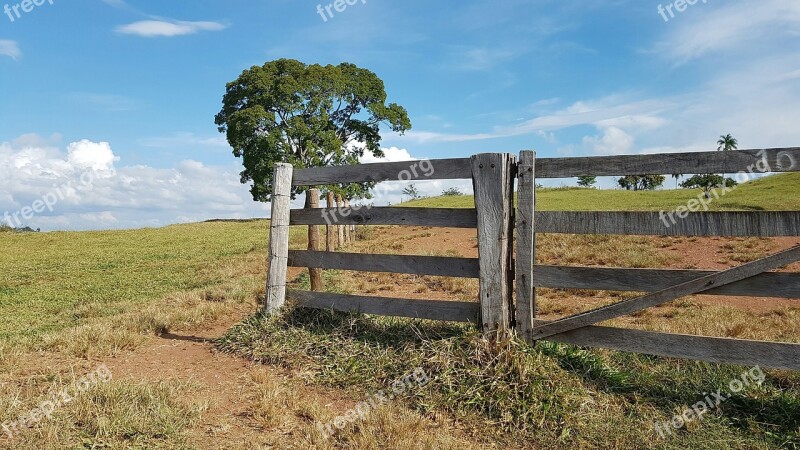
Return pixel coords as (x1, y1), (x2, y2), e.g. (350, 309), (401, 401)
(0, 174), (799, 449)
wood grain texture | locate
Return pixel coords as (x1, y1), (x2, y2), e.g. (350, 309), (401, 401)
(472, 153), (516, 334)
(292, 158), (472, 186)
(290, 207), (478, 228)
(532, 246), (800, 339)
(536, 148), (800, 178)
(515, 150), (537, 340)
(288, 289), (480, 323)
(536, 211), (800, 237)
(326, 192), (336, 251)
(343, 199), (351, 244)
(535, 265), (800, 298)
(288, 250), (480, 278)
(306, 189), (323, 292)
(265, 163), (293, 314)
(336, 194), (345, 247)
(537, 321), (800, 371)
(290, 148), (800, 185)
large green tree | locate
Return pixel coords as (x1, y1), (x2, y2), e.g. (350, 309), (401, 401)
(215, 59), (412, 201)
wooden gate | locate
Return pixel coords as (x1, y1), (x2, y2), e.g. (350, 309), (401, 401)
(265, 148), (800, 370)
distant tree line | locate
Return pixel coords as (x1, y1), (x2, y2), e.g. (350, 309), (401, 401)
(573, 134), (742, 192)
(0, 224), (39, 233)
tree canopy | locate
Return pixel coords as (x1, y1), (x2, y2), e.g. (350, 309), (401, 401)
(617, 175), (665, 191)
(680, 174), (737, 190)
(577, 176), (597, 188)
(215, 59), (412, 201)
(717, 134), (739, 152)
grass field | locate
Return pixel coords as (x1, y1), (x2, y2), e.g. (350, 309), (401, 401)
(0, 174), (798, 448)
(405, 172), (800, 211)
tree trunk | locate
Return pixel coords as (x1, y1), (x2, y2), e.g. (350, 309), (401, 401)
(306, 189), (323, 291)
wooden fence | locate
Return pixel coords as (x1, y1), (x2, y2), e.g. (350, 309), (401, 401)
(266, 148), (800, 371)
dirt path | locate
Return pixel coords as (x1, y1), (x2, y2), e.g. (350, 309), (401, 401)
(100, 269), (351, 449)
(103, 312), (262, 448)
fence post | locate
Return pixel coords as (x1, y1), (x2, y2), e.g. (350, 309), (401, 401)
(265, 163), (293, 314)
(516, 151), (536, 341)
(336, 194), (345, 247)
(344, 199), (352, 244)
(326, 191), (336, 251)
(472, 153), (516, 336)
(306, 188), (323, 292)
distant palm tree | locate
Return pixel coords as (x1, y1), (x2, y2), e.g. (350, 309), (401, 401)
(717, 134), (739, 185)
(717, 134), (738, 152)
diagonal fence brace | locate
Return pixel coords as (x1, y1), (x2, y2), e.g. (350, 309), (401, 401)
(531, 245), (800, 340)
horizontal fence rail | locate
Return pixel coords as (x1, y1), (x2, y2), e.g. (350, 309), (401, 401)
(292, 209), (800, 236)
(536, 148), (800, 178)
(288, 250), (480, 278)
(293, 158), (472, 186)
(538, 321), (800, 371)
(290, 207), (478, 228)
(290, 148), (800, 186)
(535, 265), (800, 298)
(288, 289), (480, 323)
(537, 211), (800, 236)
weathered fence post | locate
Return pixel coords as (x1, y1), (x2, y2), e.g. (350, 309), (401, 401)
(516, 151), (536, 341)
(306, 188), (323, 292)
(344, 199), (352, 244)
(265, 163), (293, 313)
(336, 194), (345, 247)
(472, 153), (516, 336)
(326, 191), (336, 251)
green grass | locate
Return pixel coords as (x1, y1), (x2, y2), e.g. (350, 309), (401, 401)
(0, 220), (309, 347)
(0, 221), (261, 342)
(405, 172), (800, 211)
(219, 309), (800, 449)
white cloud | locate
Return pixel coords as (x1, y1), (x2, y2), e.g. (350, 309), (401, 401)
(67, 140), (119, 172)
(403, 97), (671, 144)
(0, 40), (21, 60)
(0, 137), (466, 230)
(653, 0), (800, 64)
(360, 146), (414, 164)
(582, 126), (634, 155)
(0, 136), (264, 231)
(115, 20), (226, 37)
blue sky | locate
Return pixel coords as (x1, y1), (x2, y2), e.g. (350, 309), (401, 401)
(1, 0), (799, 230)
